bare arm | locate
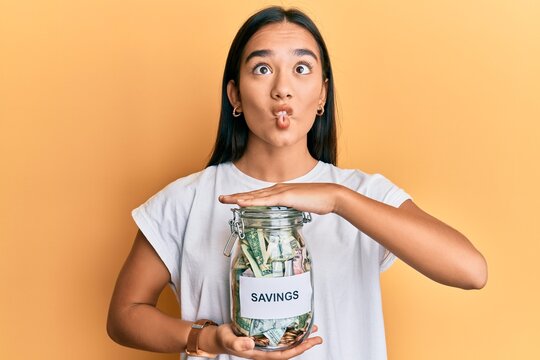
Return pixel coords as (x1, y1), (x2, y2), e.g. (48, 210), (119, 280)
(334, 187), (487, 289)
(219, 183), (488, 290)
(107, 230), (322, 358)
(106, 230), (194, 352)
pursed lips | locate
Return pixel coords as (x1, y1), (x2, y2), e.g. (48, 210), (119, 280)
(271, 104), (293, 129)
(273, 104), (293, 117)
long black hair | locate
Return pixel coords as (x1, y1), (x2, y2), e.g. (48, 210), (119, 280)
(206, 6), (337, 166)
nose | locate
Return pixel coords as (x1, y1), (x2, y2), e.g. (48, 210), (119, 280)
(271, 71), (293, 100)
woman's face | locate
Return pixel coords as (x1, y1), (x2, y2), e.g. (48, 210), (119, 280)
(228, 21), (328, 150)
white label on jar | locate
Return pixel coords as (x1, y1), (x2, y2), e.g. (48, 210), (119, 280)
(239, 272), (312, 319)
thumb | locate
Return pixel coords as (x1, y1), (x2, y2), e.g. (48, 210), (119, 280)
(231, 337), (255, 352)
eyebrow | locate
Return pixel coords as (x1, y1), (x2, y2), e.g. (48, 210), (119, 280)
(244, 48), (319, 63)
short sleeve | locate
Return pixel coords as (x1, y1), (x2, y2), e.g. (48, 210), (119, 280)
(361, 173), (412, 272)
(131, 175), (198, 292)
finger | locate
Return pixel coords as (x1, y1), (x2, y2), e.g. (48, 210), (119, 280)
(219, 184), (287, 203)
(219, 193), (264, 204)
(237, 334), (323, 360)
(230, 337), (255, 352)
(254, 336), (322, 360)
(220, 185), (277, 198)
(219, 195), (261, 205)
(217, 324), (254, 352)
(236, 195), (287, 207)
(221, 189), (291, 207)
(280, 336), (323, 358)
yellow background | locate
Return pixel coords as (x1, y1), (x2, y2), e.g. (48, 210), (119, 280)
(1, 0), (539, 359)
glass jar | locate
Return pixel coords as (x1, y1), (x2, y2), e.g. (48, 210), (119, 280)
(223, 206), (314, 351)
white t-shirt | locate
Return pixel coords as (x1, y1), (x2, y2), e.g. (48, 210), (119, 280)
(132, 161), (411, 360)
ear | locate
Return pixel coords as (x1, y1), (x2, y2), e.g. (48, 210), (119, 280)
(227, 80), (241, 109)
(319, 78), (329, 106)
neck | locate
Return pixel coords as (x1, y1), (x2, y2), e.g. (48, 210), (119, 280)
(234, 142), (318, 183)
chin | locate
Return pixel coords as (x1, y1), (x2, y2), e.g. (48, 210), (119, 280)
(266, 136), (304, 148)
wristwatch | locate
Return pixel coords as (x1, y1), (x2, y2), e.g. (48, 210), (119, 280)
(185, 319), (218, 358)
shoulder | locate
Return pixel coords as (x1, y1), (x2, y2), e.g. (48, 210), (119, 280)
(140, 163), (231, 208)
(158, 163), (229, 195)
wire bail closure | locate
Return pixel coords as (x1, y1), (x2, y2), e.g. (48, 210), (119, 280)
(223, 208), (244, 257)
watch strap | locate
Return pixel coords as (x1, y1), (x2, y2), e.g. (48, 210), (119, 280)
(185, 319), (218, 358)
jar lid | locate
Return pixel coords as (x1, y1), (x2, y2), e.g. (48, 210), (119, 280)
(238, 206), (303, 220)
(224, 207), (311, 256)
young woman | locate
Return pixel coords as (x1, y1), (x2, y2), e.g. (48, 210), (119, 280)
(107, 6), (487, 360)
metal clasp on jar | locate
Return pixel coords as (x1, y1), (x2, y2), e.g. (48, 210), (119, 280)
(223, 208), (244, 257)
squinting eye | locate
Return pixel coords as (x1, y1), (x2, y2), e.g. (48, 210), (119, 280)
(253, 64), (272, 75)
(295, 64), (312, 74)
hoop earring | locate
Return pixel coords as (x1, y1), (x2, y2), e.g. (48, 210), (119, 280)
(316, 105), (325, 116)
(232, 106), (242, 117)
